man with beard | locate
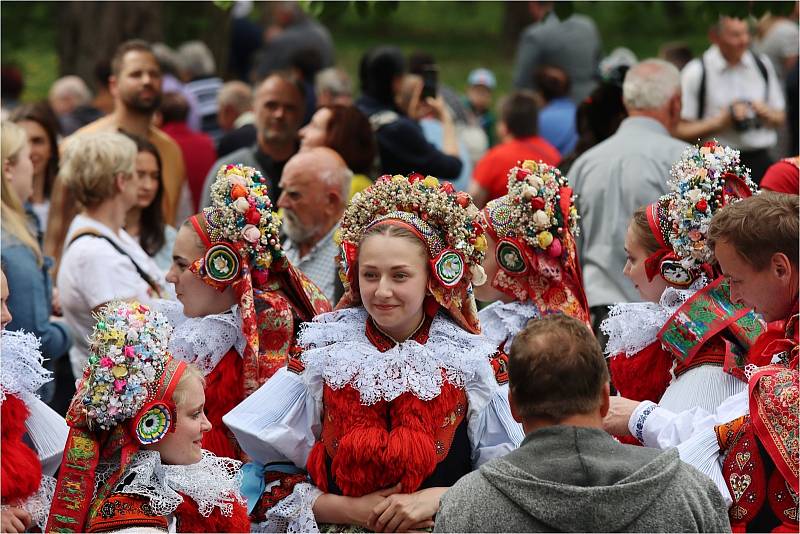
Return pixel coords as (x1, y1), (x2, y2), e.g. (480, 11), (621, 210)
(277, 147), (351, 303)
(68, 40), (187, 225)
(200, 72), (305, 208)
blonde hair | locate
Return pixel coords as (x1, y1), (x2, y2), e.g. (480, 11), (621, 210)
(59, 132), (137, 209)
(630, 206), (662, 256)
(171, 364), (205, 407)
(1, 121), (43, 265)
(359, 221), (429, 261)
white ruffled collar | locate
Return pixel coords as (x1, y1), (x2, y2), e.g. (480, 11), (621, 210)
(156, 299), (246, 375)
(298, 307), (497, 405)
(601, 279), (706, 357)
(112, 450), (244, 518)
(0, 330), (51, 403)
(478, 300), (540, 347)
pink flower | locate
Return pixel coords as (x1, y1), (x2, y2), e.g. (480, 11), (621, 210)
(114, 379), (127, 393)
(124, 345), (135, 359)
(242, 224), (261, 243)
(100, 357), (114, 368)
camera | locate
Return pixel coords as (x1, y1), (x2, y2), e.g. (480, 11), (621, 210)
(730, 100), (762, 132)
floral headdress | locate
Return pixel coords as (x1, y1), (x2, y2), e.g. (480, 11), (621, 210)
(48, 301), (188, 533)
(482, 160), (590, 325)
(644, 141), (758, 286)
(335, 173), (487, 333)
(187, 164), (331, 394)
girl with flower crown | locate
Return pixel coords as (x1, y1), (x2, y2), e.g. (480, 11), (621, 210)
(225, 173), (523, 532)
(474, 159), (590, 349)
(601, 141), (767, 416)
(1, 270), (69, 533)
(46, 300), (250, 533)
(157, 164), (331, 462)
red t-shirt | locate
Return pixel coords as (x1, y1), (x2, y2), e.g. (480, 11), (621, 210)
(473, 136), (561, 202)
(161, 122), (218, 211)
(760, 157), (799, 195)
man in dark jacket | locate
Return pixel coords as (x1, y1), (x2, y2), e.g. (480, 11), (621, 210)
(434, 314), (731, 533)
(355, 46), (462, 180)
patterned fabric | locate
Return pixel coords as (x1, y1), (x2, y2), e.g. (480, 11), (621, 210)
(658, 277), (764, 367)
(722, 419), (768, 527)
(284, 224), (340, 302)
(250, 472), (309, 524)
(86, 493), (168, 533)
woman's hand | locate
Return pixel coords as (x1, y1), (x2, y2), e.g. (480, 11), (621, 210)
(1, 506), (32, 533)
(603, 396), (643, 436)
(313, 483), (402, 528)
(368, 486), (447, 532)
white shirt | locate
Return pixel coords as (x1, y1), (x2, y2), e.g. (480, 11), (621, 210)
(681, 45), (785, 151)
(58, 214), (165, 378)
(283, 225), (339, 303)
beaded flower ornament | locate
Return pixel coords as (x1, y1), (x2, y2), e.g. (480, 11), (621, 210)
(81, 301), (184, 445)
(644, 140), (758, 285)
(335, 173), (487, 333)
(194, 164), (285, 290)
(482, 160), (590, 325)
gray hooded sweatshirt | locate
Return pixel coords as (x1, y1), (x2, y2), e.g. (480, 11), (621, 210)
(435, 425), (731, 533)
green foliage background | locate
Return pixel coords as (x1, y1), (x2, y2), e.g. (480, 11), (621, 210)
(1, 1), (794, 102)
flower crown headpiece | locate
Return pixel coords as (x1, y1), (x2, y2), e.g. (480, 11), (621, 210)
(484, 160), (579, 273)
(81, 301), (185, 445)
(336, 173), (487, 289)
(644, 141), (758, 284)
(195, 164), (285, 290)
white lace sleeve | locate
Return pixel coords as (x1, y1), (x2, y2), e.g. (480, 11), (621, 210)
(466, 379), (524, 467)
(252, 482), (322, 533)
(224, 367), (323, 467)
(4, 475), (57, 531)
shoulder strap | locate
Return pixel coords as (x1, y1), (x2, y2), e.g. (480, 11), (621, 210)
(68, 229), (162, 298)
(750, 49), (770, 101)
(698, 56), (707, 120)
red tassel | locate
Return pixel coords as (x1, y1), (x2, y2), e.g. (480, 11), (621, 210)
(306, 442), (329, 493)
(1, 395), (42, 502)
(175, 494), (250, 533)
(609, 342), (673, 403)
(202, 350), (245, 460)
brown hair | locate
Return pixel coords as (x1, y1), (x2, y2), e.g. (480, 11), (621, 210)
(509, 314), (608, 421)
(708, 192), (799, 270)
(359, 222), (428, 261)
(9, 102), (60, 198)
(630, 205), (662, 255)
(324, 105), (376, 176)
(111, 39), (156, 77)
(499, 91), (539, 138)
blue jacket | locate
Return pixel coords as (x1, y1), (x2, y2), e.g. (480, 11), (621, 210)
(1, 225), (72, 363)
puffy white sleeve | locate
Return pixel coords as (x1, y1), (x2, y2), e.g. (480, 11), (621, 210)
(628, 389), (748, 450)
(24, 395), (69, 476)
(223, 367), (322, 468)
(466, 381), (524, 468)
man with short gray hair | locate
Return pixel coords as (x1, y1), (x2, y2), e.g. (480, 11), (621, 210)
(277, 147), (352, 303)
(178, 40), (223, 141)
(567, 59), (689, 337)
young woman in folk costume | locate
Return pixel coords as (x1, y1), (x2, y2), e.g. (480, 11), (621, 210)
(601, 141), (766, 414)
(46, 300), (250, 533)
(474, 159), (590, 349)
(1, 270), (69, 533)
(225, 173), (524, 532)
(158, 163), (331, 461)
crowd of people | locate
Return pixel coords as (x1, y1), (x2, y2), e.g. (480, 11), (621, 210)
(0, 2), (798, 532)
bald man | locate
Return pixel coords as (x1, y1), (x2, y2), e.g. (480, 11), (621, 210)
(278, 147), (353, 303)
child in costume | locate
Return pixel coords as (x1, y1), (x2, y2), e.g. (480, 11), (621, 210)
(46, 300), (250, 533)
(1, 271), (68, 533)
(225, 173), (524, 532)
(602, 141), (764, 412)
(475, 159), (590, 349)
(158, 164), (331, 461)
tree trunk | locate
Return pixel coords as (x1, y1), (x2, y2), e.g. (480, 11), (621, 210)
(501, 1), (532, 52)
(58, 1), (164, 89)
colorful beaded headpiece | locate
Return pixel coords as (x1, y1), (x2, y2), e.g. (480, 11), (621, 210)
(48, 301), (187, 533)
(482, 160), (590, 325)
(335, 173), (487, 333)
(191, 164), (286, 291)
(644, 140), (758, 285)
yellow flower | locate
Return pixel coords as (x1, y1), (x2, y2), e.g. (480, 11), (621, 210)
(333, 228), (343, 245)
(521, 160), (538, 172)
(474, 234), (487, 252)
(112, 365), (129, 379)
(537, 231), (554, 248)
(423, 176), (440, 188)
(392, 175), (405, 183)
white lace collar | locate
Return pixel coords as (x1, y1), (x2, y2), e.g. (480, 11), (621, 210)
(113, 450), (244, 518)
(478, 300), (540, 347)
(298, 307), (497, 405)
(0, 330), (51, 403)
(156, 299), (246, 375)
(601, 279), (706, 357)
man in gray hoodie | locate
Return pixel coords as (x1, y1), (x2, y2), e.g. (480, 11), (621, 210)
(434, 315), (731, 533)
